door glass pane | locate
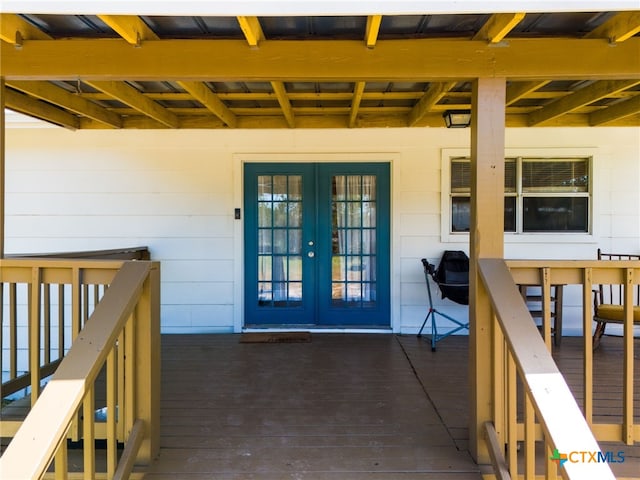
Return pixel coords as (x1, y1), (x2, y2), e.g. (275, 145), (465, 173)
(258, 202), (272, 227)
(288, 202), (302, 227)
(331, 174), (377, 307)
(332, 256), (346, 281)
(273, 230), (287, 254)
(348, 203), (362, 227)
(256, 174), (303, 307)
(362, 175), (376, 200)
(289, 257), (302, 281)
(362, 229), (376, 254)
(288, 176), (302, 200)
(362, 202), (376, 227)
(289, 229), (302, 254)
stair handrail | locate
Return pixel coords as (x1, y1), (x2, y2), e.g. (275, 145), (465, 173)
(0, 260), (159, 480)
(478, 258), (616, 480)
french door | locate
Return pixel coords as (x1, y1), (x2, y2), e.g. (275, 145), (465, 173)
(244, 163), (390, 327)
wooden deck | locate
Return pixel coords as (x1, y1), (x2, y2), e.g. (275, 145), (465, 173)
(143, 333), (639, 479)
(144, 333), (482, 479)
(3, 332), (638, 478)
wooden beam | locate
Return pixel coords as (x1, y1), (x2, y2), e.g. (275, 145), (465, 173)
(473, 13), (526, 43)
(505, 80), (550, 105)
(3, 38), (639, 81)
(237, 16), (264, 47)
(365, 15), (382, 48)
(4, 87), (79, 129)
(0, 14), (51, 44)
(83, 80), (178, 128)
(585, 11), (640, 43)
(176, 81), (237, 127)
(589, 94), (640, 125)
(74, 110), (638, 130)
(408, 82), (456, 126)
(349, 81), (366, 127)
(6, 81), (122, 128)
(97, 15), (159, 45)
(528, 80), (640, 125)
(270, 81), (295, 128)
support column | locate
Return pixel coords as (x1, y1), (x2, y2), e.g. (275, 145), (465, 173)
(468, 77), (506, 463)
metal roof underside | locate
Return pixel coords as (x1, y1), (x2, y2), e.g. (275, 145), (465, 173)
(1, 11), (639, 129)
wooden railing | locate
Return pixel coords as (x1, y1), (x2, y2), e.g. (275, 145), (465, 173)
(0, 257), (160, 480)
(478, 258), (640, 480)
(1, 246), (149, 435)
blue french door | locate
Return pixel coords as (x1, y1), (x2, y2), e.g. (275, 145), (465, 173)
(244, 163), (390, 327)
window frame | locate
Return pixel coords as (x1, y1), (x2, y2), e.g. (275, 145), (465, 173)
(440, 148), (597, 244)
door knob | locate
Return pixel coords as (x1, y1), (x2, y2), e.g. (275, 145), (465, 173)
(308, 251), (315, 258)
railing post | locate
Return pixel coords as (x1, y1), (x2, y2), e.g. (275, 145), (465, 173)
(29, 267), (42, 405)
(134, 262), (161, 464)
(623, 268), (635, 444)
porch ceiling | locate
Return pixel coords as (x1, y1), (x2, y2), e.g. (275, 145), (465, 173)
(1, 10), (640, 129)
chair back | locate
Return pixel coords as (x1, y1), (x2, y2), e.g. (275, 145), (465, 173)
(597, 248), (640, 306)
(434, 250), (469, 305)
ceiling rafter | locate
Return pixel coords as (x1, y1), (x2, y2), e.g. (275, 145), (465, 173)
(506, 81), (550, 105)
(270, 81), (295, 128)
(349, 82), (366, 127)
(80, 91), (432, 102)
(585, 11), (640, 43)
(4, 87), (79, 129)
(528, 79), (640, 125)
(473, 12), (526, 43)
(408, 82), (457, 126)
(110, 105), (467, 116)
(97, 15), (159, 45)
(0, 13), (51, 44)
(85, 89), (620, 103)
(237, 16), (264, 47)
(365, 15), (382, 48)
(176, 81), (237, 127)
(590, 94), (640, 125)
(5, 81), (122, 128)
(83, 80), (179, 128)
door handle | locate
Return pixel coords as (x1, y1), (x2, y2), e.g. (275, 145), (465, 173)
(307, 251), (315, 258)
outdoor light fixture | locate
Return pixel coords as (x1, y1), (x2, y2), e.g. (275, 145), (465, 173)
(443, 110), (472, 128)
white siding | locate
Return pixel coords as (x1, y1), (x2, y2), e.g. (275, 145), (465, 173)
(4, 126), (640, 336)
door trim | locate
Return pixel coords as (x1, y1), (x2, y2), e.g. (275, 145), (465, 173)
(232, 152), (400, 333)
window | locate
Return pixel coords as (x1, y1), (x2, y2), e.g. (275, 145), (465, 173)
(449, 157), (591, 234)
